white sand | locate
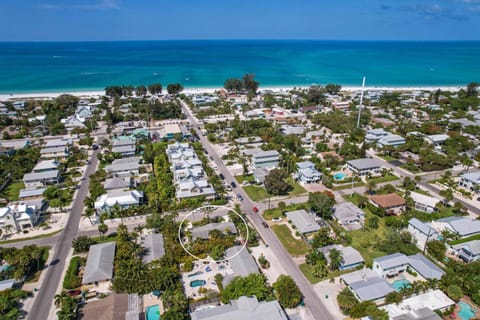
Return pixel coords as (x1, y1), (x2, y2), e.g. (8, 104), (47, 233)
(0, 85), (465, 100)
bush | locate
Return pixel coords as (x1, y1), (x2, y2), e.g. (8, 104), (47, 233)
(63, 256), (85, 289)
(446, 284), (463, 301)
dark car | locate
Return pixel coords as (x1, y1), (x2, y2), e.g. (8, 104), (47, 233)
(230, 181), (237, 188)
(92, 144), (98, 150)
(219, 173), (225, 180)
(237, 193), (243, 201)
(262, 221), (269, 228)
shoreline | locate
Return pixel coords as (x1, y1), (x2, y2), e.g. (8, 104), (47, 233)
(0, 85), (465, 100)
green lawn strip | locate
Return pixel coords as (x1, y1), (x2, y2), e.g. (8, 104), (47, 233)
(379, 155), (397, 162)
(332, 182), (365, 191)
(263, 202), (310, 220)
(91, 233), (118, 244)
(1, 181), (25, 201)
(0, 229), (62, 245)
(448, 233), (480, 245)
(242, 185), (270, 202)
(286, 177), (307, 195)
(300, 263), (359, 284)
(234, 175), (255, 184)
(367, 174), (399, 184)
(271, 224), (310, 257)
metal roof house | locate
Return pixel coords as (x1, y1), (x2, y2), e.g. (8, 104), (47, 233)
(433, 216), (480, 238)
(409, 192), (440, 213)
(222, 246), (260, 286)
(332, 202), (365, 231)
(82, 242), (116, 284)
(191, 222), (237, 241)
(408, 218), (439, 249)
(252, 150), (280, 170)
(295, 161), (322, 184)
(285, 209), (321, 234)
(318, 244), (364, 270)
(346, 158), (382, 176)
(341, 268), (395, 303)
(190, 296), (288, 320)
(458, 171), (480, 193)
(23, 170), (60, 189)
(94, 190), (144, 214)
(452, 239), (480, 263)
(373, 253), (444, 280)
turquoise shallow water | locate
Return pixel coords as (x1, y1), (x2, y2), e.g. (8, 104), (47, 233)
(146, 305), (160, 320)
(458, 301), (477, 320)
(0, 40), (479, 93)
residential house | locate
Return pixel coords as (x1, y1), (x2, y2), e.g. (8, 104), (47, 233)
(176, 178), (216, 199)
(141, 233), (165, 264)
(103, 177), (131, 191)
(78, 293), (136, 320)
(112, 137), (136, 157)
(409, 191), (440, 213)
(296, 161), (322, 184)
(341, 268), (395, 303)
(373, 253), (444, 280)
(458, 172), (480, 193)
(23, 170), (60, 188)
(452, 240), (480, 263)
(12, 100), (25, 110)
(0, 279), (15, 292)
(285, 210), (321, 235)
(18, 188), (46, 200)
(166, 142), (197, 162)
(32, 160), (59, 173)
(253, 167), (269, 184)
(408, 218), (439, 249)
(332, 202), (365, 231)
(432, 216), (480, 238)
(190, 296), (288, 320)
(40, 146), (69, 160)
(61, 115), (86, 131)
(94, 190), (144, 214)
(280, 125), (306, 135)
(76, 105), (93, 118)
(222, 246), (260, 286)
(346, 158), (382, 176)
(381, 290), (454, 320)
(0, 203), (39, 233)
(365, 128), (390, 143)
(377, 134), (406, 148)
(82, 242), (116, 285)
(369, 193), (406, 215)
(105, 157), (142, 178)
(318, 244), (364, 270)
(252, 150), (280, 170)
(191, 222), (237, 241)
(160, 123), (182, 140)
(425, 134), (449, 146)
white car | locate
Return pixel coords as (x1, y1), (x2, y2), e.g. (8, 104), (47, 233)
(272, 217), (282, 222)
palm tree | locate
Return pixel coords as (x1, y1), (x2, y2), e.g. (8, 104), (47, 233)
(31, 248), (42, 272)
(312, 263), (329, 279)
(83, 207), (95, 225)
(54, 291), (68, 307)
(98, 223), (108, 239)
(336, 288), (357, 311)
(366, 180), (377, 194)
(328, 248), (344, 271)
(133, 224), (145, 236)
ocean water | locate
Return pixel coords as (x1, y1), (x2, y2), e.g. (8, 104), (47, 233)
(0, 40), (479, 93)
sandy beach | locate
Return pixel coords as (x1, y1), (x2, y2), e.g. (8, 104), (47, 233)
(0, 85), (466, 100)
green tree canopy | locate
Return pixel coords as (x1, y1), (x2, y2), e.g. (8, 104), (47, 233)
(264, 168), (290, 195)
(308, 192), (335, 219)
(272, 275), (302, 308)
(221, 274), (272, 304)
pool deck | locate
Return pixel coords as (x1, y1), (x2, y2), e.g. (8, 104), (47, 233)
(448, 297), (479, 320)
(143, 295), (164, 315)
(181, 259), (233, 299)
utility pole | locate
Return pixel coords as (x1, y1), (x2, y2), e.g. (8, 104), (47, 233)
(356, 77), (366, 128)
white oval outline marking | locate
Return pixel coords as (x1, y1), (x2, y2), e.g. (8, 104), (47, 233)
(177, 205), (249, 262)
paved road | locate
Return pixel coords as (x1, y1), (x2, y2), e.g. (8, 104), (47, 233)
(25, 147), (101, 320)
(180, 100), (334, 320)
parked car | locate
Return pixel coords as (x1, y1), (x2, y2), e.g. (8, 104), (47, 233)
(272, 217), (282, 222)
(92, 144), (98, 150)
(262, 221), (269, 228)
(230, 181), (237, 188)
(237, 193), (243, 201)
(219, 173), (225, 180)
(253, 207), (259, 213)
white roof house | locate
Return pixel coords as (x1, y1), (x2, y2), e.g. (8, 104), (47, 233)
(319, 244), (364, 270)
(459, 171), (480, 193)
(23, 170), (60, 188)
(381, 290), (454, 319)
(365, 128), (390, 143)
(452, 239), (480, 263)
(408, 218), (439, 249)
(285, 209), (321, 234)
(377, 134), (406, 148)
(94, 190), (144, 213)
(341, 268), (395, 302)
(373, 253), (445, 280)
(433, 216), (480, 238)
(296, 161), (322, 184)
(346, 158), (382, 176)
(409, 192), (440, 213)
(190, 296), (288, 320)
(32, 160), (59, 173)
(191, 222), (237, 241)
(332, 202), (365, 231)
(0, 203), (39, 233)
(222, 246), (260, 286)
(252, 150), (280, 170)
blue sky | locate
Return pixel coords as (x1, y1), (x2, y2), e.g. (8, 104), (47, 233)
(1, 0), (480, 41)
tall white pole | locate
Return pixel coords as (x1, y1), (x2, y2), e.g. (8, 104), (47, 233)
(356, 76), (366, 128)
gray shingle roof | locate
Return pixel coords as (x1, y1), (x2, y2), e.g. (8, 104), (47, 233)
(82, 242), (116, 284)
(349, 277), (396, 301)
(191, 222), (237, 240)
(190, 296), (288, 320)
(19, 188), (46, 198)
(437, 217), (480, 237)
(23, 170), (59, 181)
(141, 233), (165, 264)
(103, 177), (130, 190)
(453, 239), (480, 255)
(409, 218), (437, 237)
(285, 210), (320, 234)
(319, 244), (364, 268)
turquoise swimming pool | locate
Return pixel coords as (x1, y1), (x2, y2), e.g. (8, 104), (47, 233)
(458, 301), (477, 320)
(146, 305), (161, 320)
(392, 279), (411, 291)
(190, 280), (206, 287)
(333, 172), (346, 181)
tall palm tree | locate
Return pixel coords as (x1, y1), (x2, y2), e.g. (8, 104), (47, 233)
(98, 223), (108, 239)
(328, 248), (344, 271)
(366, 180), (377, 194)
(336, 288), (357, 311)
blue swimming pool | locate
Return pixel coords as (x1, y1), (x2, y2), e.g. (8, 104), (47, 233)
(146, 305), (161, 320)
(190, 280), (206, 287)
(392, 279), (411, 291)
(333, 172), (346, 181)
(458, 301), (477, 320)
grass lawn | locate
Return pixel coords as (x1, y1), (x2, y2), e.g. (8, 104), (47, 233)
(271, 224), (310, 257)
(449, 233), (480, 245)
(286, 177), (307, 196)
(332, 182), (365, 191)
(300, 263), (359, 284)
(235, 175), (255, 184)
(263, 202), (310, 220)
(367, 174), (399, 184)
(91, 233), (118, 244)
(243, 185), (270, 201)
(379, 155), (397, 162)
(1, 181), (25, 201)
